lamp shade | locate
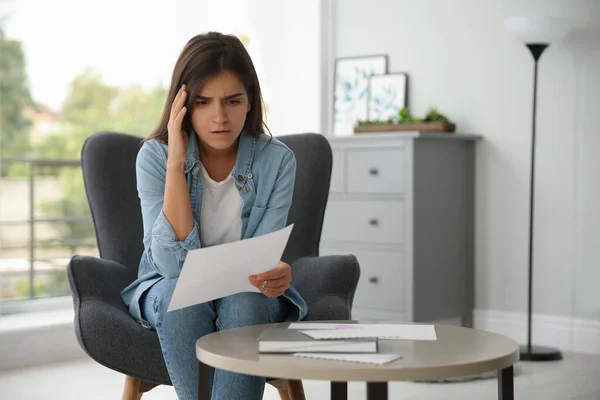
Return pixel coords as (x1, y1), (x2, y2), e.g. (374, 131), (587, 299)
(504, 16), (573, 44)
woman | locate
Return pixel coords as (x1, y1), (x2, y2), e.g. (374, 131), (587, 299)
(120, 32), (308, 400)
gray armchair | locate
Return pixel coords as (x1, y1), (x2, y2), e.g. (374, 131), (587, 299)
(67, 131), (360, 399)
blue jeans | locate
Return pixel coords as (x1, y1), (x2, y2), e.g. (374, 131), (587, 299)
(141, 278), (296, 400)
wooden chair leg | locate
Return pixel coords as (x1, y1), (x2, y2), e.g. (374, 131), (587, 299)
(122, 375), (159, 400)
(286, 380), (306, 400)
(268, 379), (306, 400)
(122, 376), (143, 400)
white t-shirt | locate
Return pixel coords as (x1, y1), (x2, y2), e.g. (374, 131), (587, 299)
(198, 162), (243, 247)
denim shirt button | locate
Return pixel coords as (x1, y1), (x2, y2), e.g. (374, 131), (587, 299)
(247, 172), (253, 179)
(237, 175), (244, 182)
(243, 211), (250, 218)
(242, 187), (249, 193)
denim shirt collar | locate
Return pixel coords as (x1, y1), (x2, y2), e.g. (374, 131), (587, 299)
(184, 130), (256, 183)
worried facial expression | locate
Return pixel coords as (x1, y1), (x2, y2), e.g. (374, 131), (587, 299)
(190, 70), (251, 154)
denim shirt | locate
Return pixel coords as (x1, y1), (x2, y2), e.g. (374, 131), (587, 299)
(120, 131), (308, 326)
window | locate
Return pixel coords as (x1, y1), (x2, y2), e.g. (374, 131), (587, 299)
(0, 0), (323, 312)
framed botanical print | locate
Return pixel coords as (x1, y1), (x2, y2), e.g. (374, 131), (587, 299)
(367, 72), (408, 121)
(332, 54), (388, 135)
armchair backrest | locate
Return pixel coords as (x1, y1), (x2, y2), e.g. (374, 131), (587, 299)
(81, 132), (332, 277)
(277, 134), (332, 262)
(81, 131), (145, 280)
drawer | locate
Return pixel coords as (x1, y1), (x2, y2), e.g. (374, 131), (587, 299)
(347, 148), (405, 194)
(321, 200), (404, 244)
(320, 247), (405, 312)
(330, 149), (344, 193)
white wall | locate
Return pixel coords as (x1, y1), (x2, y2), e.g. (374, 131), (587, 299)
(246, 0), (322, 136)
(331, 0), (600, 320)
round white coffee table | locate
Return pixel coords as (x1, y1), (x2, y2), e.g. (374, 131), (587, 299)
(196, 322), (519, 400)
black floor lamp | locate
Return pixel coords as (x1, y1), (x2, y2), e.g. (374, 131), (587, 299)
(504, 16), (573, 362)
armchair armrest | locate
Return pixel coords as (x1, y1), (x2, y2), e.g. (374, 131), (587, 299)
(66, 255), (170, 383)
(67, 255), (134, 314)
(290, 255), (360, 321)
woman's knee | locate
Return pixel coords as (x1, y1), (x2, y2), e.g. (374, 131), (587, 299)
(140, 278), (178, 327)
(148, 277), (178, 315)
(145, 278), (216, 330)
(215, 292), (285, 330)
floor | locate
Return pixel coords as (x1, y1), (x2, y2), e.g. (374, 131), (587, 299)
(1, 352), (599, 399)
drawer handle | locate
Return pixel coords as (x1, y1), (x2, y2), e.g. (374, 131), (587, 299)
(368, 276), (379, 284)
(368, 168), (379, 176)
(369, 218), (379, 227)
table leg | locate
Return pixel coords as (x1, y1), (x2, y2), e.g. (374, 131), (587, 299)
(367, 382), (388, 400)
(498, 366), (514, 400)
(198, 361), (211, 400)
(330, 381), (348, 400)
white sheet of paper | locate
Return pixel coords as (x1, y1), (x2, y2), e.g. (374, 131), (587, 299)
(287, 323), (363, 330)
(291, 353), (402, 366)
(167, 224), (294, 312)
(298, 324), (437, 340)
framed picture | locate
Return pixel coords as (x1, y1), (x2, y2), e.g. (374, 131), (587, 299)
(332, 55), (388, 135)
(367, 72), (408, 121)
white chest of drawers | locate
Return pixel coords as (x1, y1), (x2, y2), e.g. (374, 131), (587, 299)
(321, 132), (479, 325)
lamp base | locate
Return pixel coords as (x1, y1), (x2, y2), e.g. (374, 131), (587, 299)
(519, 345), (563, 361)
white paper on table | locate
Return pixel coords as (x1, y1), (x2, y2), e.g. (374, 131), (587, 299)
(297, 324), (437, 340)
(167, 224), (294, 312)
(287, 323), (364, 330)
(291, 353), (402, 366)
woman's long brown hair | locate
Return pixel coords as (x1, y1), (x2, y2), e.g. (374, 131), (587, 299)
(145, 32), (269, 144)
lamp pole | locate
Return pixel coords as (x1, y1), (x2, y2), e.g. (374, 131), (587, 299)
(520, 42), (563, 362)
(504, 15), (573, 362)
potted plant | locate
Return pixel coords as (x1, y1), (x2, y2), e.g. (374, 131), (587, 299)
(354, 107), (456, 133)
